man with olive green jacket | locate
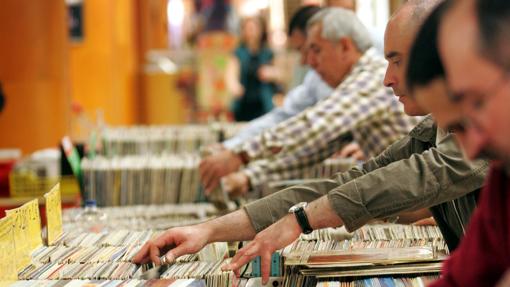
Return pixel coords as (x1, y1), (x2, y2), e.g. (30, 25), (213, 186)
(244, 115), (488, 250)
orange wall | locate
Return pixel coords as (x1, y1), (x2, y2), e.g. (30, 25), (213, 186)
(136, 0), (169, 123)
(0, 0), (71, 154)
(0, 0), (170, 154)
(137, 0), (169, 55)
(69, 0), (140, 126)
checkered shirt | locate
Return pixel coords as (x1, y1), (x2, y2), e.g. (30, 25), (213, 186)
(233, 48), (422, 188)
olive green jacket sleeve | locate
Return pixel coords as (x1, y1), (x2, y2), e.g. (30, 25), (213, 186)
(243, 116), (489, 233)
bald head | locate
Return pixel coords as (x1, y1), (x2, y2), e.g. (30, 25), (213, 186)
(390, 0), (443, 36)
(383, 0), (443, 116)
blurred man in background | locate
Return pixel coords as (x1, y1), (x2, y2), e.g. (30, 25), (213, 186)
(200, 7), (418, 196)
(220, 5), (333, 149)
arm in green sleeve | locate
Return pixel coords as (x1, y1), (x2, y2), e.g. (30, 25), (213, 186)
(328, 133), (488, 232)
(243, 134), (405, 232)
(244, 132), (488, 233)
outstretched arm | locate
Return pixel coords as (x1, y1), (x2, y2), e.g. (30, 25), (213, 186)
(132, 209), (256, 265)
(223, 195), (341, 284)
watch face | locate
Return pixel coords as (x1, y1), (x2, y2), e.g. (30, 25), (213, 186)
(303, 228), (313, 234)
(289, 202), (307, 213)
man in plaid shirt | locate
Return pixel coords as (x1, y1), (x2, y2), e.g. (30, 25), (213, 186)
(200, 7), (421, 194)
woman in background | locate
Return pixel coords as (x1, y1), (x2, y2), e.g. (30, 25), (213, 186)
(227, 16), (276, 122)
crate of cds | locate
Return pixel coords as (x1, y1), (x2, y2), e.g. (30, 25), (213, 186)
(279, 224), (448, 287)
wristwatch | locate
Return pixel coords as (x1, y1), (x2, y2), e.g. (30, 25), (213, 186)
(289, 202), (313, 234)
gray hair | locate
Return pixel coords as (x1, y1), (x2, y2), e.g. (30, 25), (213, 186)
(307, 7), (372, 52)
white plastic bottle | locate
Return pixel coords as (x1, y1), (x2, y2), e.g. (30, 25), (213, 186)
(74, 199), (108, 233)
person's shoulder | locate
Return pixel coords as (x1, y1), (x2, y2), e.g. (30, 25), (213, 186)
(408, 115), (437, 142)
(302, 69), (322, 83)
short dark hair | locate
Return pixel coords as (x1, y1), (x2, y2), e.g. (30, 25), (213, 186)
(406, 1), (450, 95)
(288, 5), (322, 36)
(476, 0), (510, 70)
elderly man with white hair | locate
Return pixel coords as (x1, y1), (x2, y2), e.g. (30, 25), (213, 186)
(199, 7), (419, 195)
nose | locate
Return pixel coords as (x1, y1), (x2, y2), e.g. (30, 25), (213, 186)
(308, 53), (318, 69)
(383, 67), (395, 88)
(462, 124), (488, 160)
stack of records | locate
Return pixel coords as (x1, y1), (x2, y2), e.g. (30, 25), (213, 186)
(299, 224), (445, 246)
(17, 262), (141, 280)
(22, 230), (229, 284)
(314, 275), (439, 287)
(30, 244), (223, 266)
(51, 230), (159, 247)
(351, 224), (444, 242)
(102, 125), (216, 156)
(159, 259), (234, 287)
(81, 155), (201, 206)
(101, 123), (246, 157)
(31, 245), (143, 264)
(280, 224), (447, 287)
(283, 239), (447, 257)
(7, 279), (206, 287)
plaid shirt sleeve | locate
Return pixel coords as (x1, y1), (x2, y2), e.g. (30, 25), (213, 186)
(230, 102), (320, 160)
(243, 84), (397, 187)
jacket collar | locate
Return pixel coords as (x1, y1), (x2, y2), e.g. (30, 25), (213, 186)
(409, 114), (437, 143)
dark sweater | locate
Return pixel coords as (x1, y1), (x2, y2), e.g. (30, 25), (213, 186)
(431, 163), (510, 286)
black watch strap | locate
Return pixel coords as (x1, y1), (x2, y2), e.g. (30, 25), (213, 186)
(294, 207), (313, 234)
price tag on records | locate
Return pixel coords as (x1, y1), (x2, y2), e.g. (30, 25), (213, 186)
(0, 216), (17, 280)
(5, 206), (30, 273)
(44, 183), (63, 245)
(6, 199), (43, 262)
(25, 199), (43, 250)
